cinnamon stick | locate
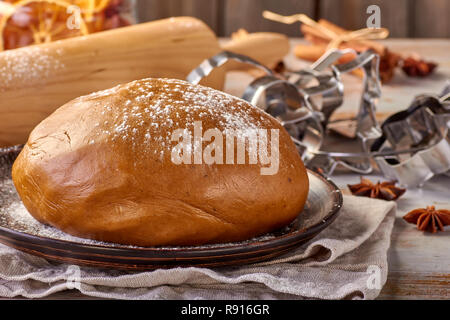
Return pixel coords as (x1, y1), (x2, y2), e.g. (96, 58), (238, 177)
(318, 19), (386, 55)
(294, 44), (327, 61)
(300, 18), (386, 55)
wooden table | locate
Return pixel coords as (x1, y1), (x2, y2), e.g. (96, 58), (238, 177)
(3, 39), (450, 300)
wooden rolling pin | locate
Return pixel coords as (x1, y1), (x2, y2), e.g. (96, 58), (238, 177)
(221, 28), (290, 71)
(0, 17), (289, 147)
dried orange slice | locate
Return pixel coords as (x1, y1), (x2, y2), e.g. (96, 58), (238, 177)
(0, 0), (89, 50)
(74, 0), (110, 22)
(75, 0), (129, 33)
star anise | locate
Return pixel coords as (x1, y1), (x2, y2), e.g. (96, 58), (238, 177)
(348, 177), (406, 201)
(403, 206), (450, 233)
(401, 56), (437, 77)
(379, 49), (401, 83)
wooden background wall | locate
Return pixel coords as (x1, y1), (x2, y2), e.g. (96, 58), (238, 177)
(135, 0), (450, 38)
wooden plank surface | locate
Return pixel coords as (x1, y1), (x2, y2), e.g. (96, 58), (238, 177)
(333, 174), (450, 300)
(414, 0), (450, 38)
(135, 0), (221, 32)
(221, 0), (315, 36)
(135, 0), (450, 38)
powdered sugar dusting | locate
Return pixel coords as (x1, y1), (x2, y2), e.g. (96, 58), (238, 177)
(0, 46), (65, 91)
(86, 78), (274, 158)
(1, 199), (138, 247)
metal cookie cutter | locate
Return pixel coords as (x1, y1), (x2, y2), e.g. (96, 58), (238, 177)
(301, 49), (383, 174)
(241, 74), (330, 162)
(187, 51), (332, 162)
(371, 94), (450, 187)
(187, 51), (274, 84)
(186, 49), (383, 175)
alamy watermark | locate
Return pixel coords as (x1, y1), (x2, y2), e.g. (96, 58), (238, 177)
(65, 265), (81, 290)
(366, 4), (381, 28)
(170, 121), (280, 175)
(66, 5), (82, 30)
(366, 265), (382, 290)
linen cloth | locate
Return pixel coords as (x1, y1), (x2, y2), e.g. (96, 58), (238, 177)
(0, 195), (396, 300)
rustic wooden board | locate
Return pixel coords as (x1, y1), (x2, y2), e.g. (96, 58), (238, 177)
(135, 0), (450, 38)
(221, 0), (315, 36)
(335, 174), (450, 300)
(136, 0), (221, 32)
(414, 0), (450, 38)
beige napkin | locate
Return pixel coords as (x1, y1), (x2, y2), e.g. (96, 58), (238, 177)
(0, 195), (396, 300)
